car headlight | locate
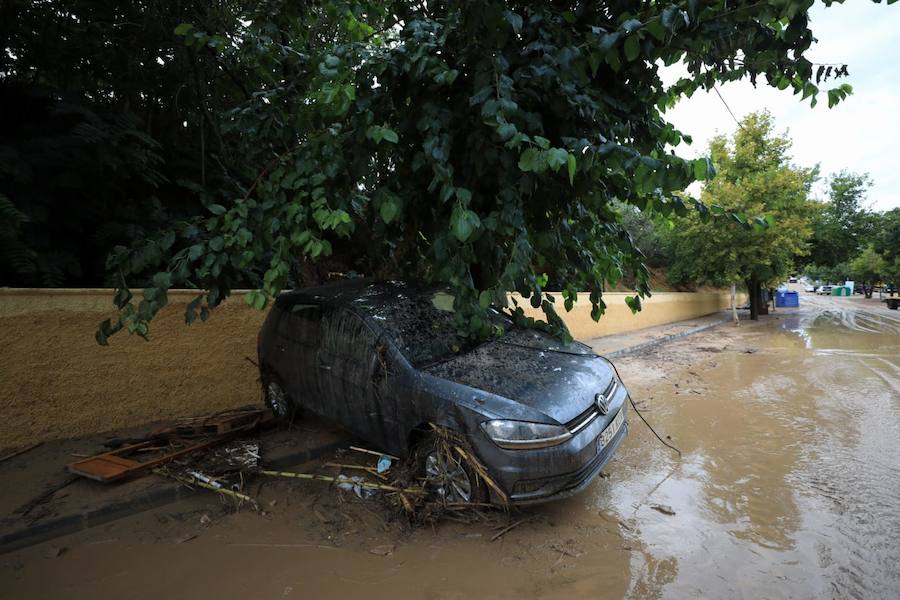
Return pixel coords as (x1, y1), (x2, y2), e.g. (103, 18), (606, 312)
(480, 420), (572, 450)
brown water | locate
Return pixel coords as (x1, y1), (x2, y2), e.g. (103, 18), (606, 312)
(2, 294), (899, 599)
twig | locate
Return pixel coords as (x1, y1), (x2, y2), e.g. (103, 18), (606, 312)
(16, 475), (78, 516)
(0, 441), (43, 464)
(227, 543), (337, 550)
(154, 469), (257, 509)
(348, 446), (399, 461)
(491, 517), (531, 542)
(260, 469), (424, 494)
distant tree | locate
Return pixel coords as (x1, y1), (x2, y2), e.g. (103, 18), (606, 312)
(849, 245), (887, 298)
(667, 112), (815, 320)
(807, 171), (873, 269)
(873, 208), (900, 264)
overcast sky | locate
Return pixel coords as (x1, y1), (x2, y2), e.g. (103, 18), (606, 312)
(663, 1), (900, 212)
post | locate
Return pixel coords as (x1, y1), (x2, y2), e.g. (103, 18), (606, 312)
(731, 283), (739, 326)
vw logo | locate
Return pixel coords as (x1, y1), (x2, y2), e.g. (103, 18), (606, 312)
(595, 393), (609, 415)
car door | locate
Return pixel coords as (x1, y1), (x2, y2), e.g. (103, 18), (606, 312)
(317, 308), (400, 449)
(275, 302), (327, 415)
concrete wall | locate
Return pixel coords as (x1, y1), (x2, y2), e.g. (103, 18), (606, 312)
(518, 291), (745, 340)
(0, 287), (743, 447)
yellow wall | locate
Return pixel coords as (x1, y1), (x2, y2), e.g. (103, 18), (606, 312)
(517, 291), (747, 340)
(0, 288), (742, 446)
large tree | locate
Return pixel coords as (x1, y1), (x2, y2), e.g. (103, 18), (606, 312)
(807, 170), (874, 269)
(666, 112), (816, 319)
(79, 1), (889, 343)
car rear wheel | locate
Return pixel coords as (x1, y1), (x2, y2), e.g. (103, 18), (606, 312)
(417, 435), (488, 504)
(263, 378), (297, 423)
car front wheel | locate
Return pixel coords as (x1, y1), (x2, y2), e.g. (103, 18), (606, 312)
(263, 378), (297, 423)
(417, 435), (488, 504)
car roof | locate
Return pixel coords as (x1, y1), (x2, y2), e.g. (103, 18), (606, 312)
(275, 279), (434, 311)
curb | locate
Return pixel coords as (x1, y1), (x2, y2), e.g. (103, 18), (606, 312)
(0, 438), (347, 555)
(603, 316), (731, 360)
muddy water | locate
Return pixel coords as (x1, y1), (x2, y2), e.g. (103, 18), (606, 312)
(2, 294), (898, 599)
(608, 294), (900, 598)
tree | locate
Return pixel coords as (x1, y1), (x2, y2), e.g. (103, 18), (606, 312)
(80, 1), (887, 343)
(0, 0), (247, 286)
(666, 112), (816, 320)
(807, 171), (874, 269)
(873, 208), (900, 264)
(849, 245), (887, 298)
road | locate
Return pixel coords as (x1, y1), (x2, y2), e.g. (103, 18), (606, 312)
(2, 289), (898, 599)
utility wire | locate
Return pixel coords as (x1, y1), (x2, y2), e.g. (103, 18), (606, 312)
(713, 86), (744, 131)
(607, 359), (683, 458)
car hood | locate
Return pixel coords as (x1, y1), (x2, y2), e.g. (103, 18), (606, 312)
(424, 329), (614, 425)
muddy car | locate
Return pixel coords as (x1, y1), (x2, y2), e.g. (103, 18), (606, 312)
(257, 280), (628, 504)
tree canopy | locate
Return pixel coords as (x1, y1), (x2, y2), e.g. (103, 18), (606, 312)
(666, 111), (815, 318)
(2, 1), (893, 342)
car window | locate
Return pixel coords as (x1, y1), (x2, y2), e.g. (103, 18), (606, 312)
(321, 307), (376, 363)
(357, 289), (511, 367)
(277, 303), (322, 347)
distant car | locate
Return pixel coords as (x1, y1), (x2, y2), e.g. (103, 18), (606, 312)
(256, 280), (629, 505)
(817, 285), (833, 295)
(804, 285), (815, 293)
(789, 277), (798, 283)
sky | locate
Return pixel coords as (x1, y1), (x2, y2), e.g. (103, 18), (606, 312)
(663, 1), (900, 211)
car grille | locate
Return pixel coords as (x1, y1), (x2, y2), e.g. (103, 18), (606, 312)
(565, 378), (618, 433)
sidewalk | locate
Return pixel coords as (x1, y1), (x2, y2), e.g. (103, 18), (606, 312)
(585, 310), (736, 358)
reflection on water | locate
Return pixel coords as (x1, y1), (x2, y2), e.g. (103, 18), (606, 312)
(600, 296), (900, 599)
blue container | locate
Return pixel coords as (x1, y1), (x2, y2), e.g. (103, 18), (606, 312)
(775, 290), (799, 307)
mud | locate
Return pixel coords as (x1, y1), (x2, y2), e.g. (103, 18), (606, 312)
(1, 290), (898, 598)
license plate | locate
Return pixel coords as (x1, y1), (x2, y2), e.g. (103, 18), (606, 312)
(597, 409), (625, 451)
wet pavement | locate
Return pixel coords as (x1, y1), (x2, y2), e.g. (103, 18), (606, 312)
(1, 291), (898, 599)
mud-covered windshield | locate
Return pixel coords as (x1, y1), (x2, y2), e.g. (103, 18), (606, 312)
(355, 287), (510, 367)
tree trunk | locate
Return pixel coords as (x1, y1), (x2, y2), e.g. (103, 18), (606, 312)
(747, 279), (759, 321)
(731, 283), (739, 326)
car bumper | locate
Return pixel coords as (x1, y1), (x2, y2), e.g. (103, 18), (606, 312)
(473, 392), (630, 505)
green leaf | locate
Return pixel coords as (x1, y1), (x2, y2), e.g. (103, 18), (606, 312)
(379, 198), (399, 224)
(479, 290), (492, 309)
(209, 236), (224, 252)
(545, 148), (568, 172)
(504, 10), (523, 34)
(152, 271), (172, 289)
(567, 153), (577, 185)
(518, 148), (541, 172)
(693, 158), (710, 180)
(381, 128), (398, 143)
(174, 23), (193, 36)
(624, 36), (640, 61)
(450, 205), (481, 243)
(208, 204), (226, 215)
(533, 136), (550, 149)
(621, 19), (642, 33)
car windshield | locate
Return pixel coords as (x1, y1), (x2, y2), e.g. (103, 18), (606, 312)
(355, 287), (511, 367)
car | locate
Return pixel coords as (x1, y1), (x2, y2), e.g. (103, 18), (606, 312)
(804, 285), (815, 293)
(789, 276), (798, 283)
(256, 280), (629, 505)
(817, 285), (833, 295)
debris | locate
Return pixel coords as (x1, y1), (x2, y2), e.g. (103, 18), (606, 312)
(43, 546), (66, 559)
(188, 470), (223, 489)
(349, 446), (399, 461)
(550, 543), (583, 558)
(200, 514), (212, 526)
(650, 504), (676, 516)
(259, 469), (424, 494)
(68, 408), (272, 483)
(376, 455), (393, 473)
(336, 474), (379, 499)
(175, 533), (198, 544)
(155, 468), (257, 510)
(491, 517), (532, 542)
(0, 441), (43, 464)
(369, 544), (395, 556)
(16, 475), (78, 517)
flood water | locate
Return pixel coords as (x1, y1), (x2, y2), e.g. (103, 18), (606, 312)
(2, 294), (899, 599)
(605, 293), (900, 598)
